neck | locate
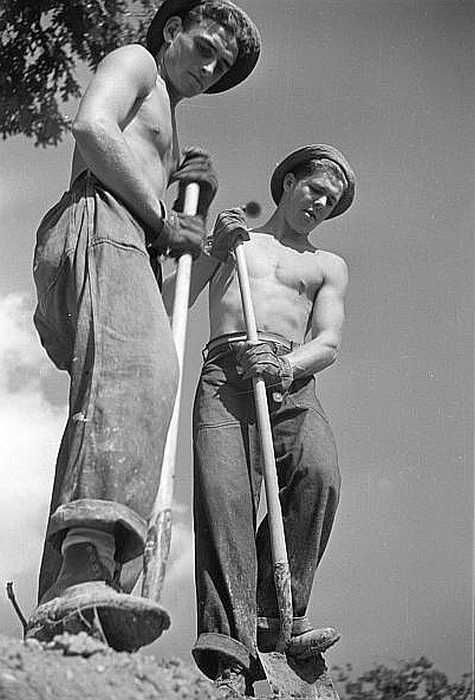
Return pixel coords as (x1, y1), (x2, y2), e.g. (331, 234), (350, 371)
(157, 50), (183, 107)
(258, 207), (311, 246)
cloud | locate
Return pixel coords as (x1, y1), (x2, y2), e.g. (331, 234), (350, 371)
(0, 293), (66, 580)
(0, 293), (194, 591)
(165, 509), (194, 586)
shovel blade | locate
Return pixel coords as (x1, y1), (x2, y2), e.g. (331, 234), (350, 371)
(257, 650), (339, 699)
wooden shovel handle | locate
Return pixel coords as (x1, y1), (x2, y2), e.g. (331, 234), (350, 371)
(142, 182), (200, 603)
(234, 241), (293, 651)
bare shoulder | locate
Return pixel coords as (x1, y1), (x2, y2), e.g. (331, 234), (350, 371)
(95, 44), (158, 95)
(101, 43), (156, 70)
(315, 250), (349, 288)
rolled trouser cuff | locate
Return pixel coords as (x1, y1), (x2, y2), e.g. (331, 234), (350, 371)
(48, 499), (147, 564)
(257, 615), (311, 636)
(192, 632), (252, 680)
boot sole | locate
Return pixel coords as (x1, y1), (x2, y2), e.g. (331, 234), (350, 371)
(26, 581), (170, 652)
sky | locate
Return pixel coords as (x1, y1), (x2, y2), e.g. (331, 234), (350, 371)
(0, 0), (473, 687)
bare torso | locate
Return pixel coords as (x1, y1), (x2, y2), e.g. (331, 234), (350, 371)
(70, 51), (180, 204)
(209, 230), (331, 343)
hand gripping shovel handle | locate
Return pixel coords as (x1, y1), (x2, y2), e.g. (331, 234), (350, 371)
(142, 182), (200, 603)
(234, 240), (293, 652)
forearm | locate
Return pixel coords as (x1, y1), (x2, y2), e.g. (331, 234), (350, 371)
(189, 253), (220, 306)
(285, 334), (340, 379)
(72, 119), (166, 234)
(162, 252), (220, 315)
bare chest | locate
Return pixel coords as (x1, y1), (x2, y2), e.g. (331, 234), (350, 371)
(124, 81), (180, 176)
(243, 236), (324, 302)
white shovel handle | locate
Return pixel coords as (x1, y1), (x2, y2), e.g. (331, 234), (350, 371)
(142, 183), (199, 602)
(234, 240), (293, 651)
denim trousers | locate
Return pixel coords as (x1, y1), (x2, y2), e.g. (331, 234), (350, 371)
(192, 345), (341, 679)
(32, 172), (178, 601)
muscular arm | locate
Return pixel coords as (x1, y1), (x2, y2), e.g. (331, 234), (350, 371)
(71, 45), (166, 233)
(161, 252), (221, 315)
(285, 253), (348, 378)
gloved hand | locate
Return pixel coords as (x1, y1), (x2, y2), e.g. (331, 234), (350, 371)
(209, 207), (250, 262)
(236, 342), (294, 394)
(152, 210), (206, 259)
(169, 147), (218, 220)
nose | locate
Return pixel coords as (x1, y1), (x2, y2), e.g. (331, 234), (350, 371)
(201, 58), (218, 77)
(314, 194), (328, 209)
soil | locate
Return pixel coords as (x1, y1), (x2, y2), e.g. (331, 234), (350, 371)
(0, 633), (252, 700)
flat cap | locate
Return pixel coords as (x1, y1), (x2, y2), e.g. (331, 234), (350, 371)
(270, 144), (356, 219)
(146, 0), (261, 93)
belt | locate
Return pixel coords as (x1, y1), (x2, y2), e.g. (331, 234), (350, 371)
(203, 331), (300, 363)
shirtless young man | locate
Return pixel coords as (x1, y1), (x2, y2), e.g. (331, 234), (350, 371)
(28, 0), (260, 651)
(188, 144), (355, 694)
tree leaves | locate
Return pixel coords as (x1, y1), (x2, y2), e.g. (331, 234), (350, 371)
(333, 658), (474, 700)
(0, 0), (156, 146)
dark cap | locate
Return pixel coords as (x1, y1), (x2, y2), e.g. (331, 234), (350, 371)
(146, 0), (261, 94)
(270, 144), (356, 219)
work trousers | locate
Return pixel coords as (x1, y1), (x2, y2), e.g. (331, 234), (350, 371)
(192, 343), (341, 679)
(32, 172), (178, 601)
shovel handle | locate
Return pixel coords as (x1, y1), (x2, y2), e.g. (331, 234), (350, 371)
(153, 182), (199, 510)
(234, 241), (293, 651)
(142, 182), (200, 602)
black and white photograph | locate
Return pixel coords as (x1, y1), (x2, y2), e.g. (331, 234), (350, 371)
(0, 1), (473, 697)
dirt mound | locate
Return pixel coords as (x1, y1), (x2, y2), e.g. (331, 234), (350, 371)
(0, 633), (245, 700)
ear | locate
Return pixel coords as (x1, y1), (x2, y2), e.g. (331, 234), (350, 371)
(282, 172), (296, 192)
(163, 15), (183, 43)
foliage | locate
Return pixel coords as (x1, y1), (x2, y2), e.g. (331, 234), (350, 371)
(0, 0), (156, 147)
(333, 657), (474, 700)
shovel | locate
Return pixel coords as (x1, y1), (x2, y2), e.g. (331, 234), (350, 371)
(142, 183), (200, 609)
(234, 237), (339, 699)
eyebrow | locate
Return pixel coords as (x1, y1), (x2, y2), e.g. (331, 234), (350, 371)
(199, 33), (235, 69)
(309, 181), (340, 201)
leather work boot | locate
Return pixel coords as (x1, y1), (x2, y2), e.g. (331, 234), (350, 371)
(258, 624), (340, 658)
(287, 627), (340, 659)
(27, 541), (171, 651)
(214, 660), (254, 697)
(40, 542), (114, 604)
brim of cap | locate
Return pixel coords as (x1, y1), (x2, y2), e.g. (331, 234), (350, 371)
(270, 144), (356, 219)
(146, 0), (261, 94)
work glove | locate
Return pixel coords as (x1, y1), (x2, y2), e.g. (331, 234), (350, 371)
(209, 207), (250, 262)
(151, 210), (205, 259)
(236, 342), (294, 399)
(169, 147), (218, 220)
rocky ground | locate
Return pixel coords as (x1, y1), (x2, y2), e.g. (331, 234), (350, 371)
(0, 633), (257, 700)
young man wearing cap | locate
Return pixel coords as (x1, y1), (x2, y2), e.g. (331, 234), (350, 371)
(183, 144), (355, 694)
(28, 0), (260, 651)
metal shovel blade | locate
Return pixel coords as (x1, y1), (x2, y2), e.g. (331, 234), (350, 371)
(257, 649), (340, 699)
